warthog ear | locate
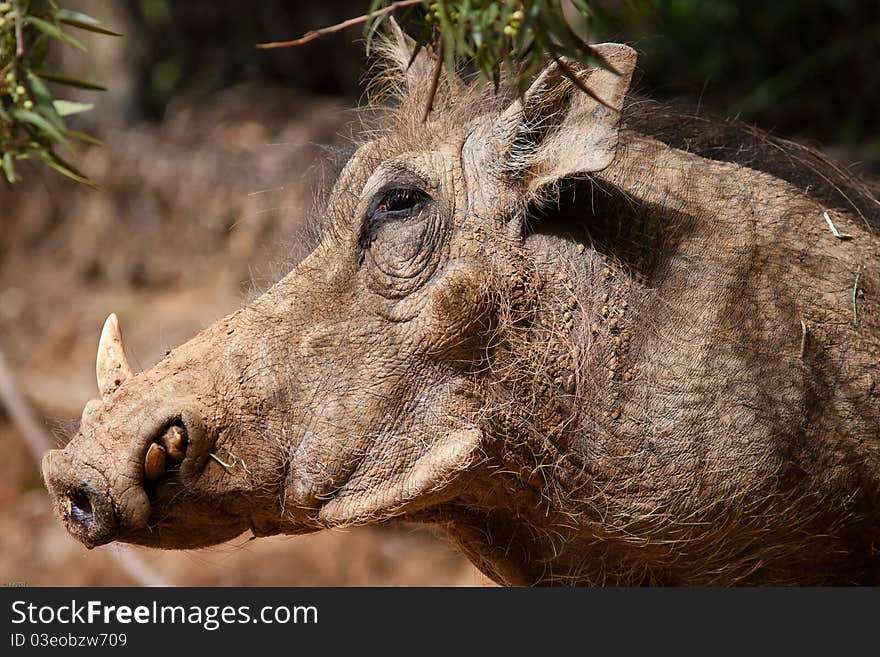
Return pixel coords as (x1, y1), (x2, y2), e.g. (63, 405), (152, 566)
(501, 44), (637, 193)
(370, 17), (461, 107)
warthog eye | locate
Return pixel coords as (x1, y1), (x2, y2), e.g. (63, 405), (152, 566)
(375, 188), (424, 215)
(359, 185), (429, 251)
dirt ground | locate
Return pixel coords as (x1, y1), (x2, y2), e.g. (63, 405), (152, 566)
(0, 85), (489, 586)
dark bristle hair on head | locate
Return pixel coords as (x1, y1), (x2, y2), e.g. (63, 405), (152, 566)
(310, 18), (879, 257)
(621, 99), (880, 232)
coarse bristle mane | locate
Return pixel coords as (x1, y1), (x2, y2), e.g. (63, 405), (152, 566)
(360, 30), (515, 145)
(622, 99), (880, 232)
(302, 24), (880, 251)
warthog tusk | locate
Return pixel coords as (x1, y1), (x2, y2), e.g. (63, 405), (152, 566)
(96, 313), (133, 399)
(160, 424), (187, 463)
(144, 442), (167, 481)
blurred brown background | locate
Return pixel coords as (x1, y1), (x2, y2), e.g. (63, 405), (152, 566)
(1, 0), (878, 586)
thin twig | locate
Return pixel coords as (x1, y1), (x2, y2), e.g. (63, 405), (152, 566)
(0, 349), (50, 464)
(853, 264), (863, 325)
(105, 545), (170, 587)
(549, 50), (618, 112)
(0, 346), (171, 587)
(12, 0), (24, 58)
(421, 34), (443, 123)
(256, 0), (421, 49)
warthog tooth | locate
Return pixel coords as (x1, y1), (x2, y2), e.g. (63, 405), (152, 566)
(144, 443), (166, 481)
(161, 425), (187, 462)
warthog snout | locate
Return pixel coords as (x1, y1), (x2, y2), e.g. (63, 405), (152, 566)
(42, 411), (202, 547)
(42, 406), (204, 548)
(42, 450), (123, 548)
(42, 314), (214, 548)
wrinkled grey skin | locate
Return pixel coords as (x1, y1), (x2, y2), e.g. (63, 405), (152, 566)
(43, 24), (880, 585)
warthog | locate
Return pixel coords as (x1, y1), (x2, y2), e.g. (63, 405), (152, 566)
(43, 22), (879, 585)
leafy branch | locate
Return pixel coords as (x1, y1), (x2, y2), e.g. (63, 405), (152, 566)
(0, 0), (120, 185)
(258, 1), (617, 120)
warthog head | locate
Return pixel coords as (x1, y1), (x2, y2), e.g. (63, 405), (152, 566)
(41, 18), (880, 585)
(42, 23), (638, 564)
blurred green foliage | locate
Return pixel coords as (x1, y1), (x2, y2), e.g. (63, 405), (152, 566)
(365, 1), (613, 97)
(125, 1), (880, 170)
(0, 0), (119, 184)
(127, 0), (370, 117)
(5, 1), (878, 184)
(133, 1), (616, 115)
(592, 0), (880, 167)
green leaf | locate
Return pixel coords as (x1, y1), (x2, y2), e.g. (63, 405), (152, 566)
(52, 100), (95, 116)
(363, 0), (388, 54)
(25, 34), (51, 70)
(435, 4), (457, 75)
(568, 0), (594, 13)
(55, 9), (123, 37)
(540, 3), (595, 58)
(27, 73), (54, 105)
(2, 152), (16, 184)
(67, 130), (102, 146)
(471, 14), (483, 50)
(26, 16), (87, 51)
(36, 73), (107, 91)
(27, 73), (67, 131)
(11, 108), (69, 146)
(39, 150), (95, 186)
(364, 17), (384, 55)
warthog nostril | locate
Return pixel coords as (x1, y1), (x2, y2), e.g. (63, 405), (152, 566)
(66, 487), (94, 526)
(54, 480), (119, 547)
